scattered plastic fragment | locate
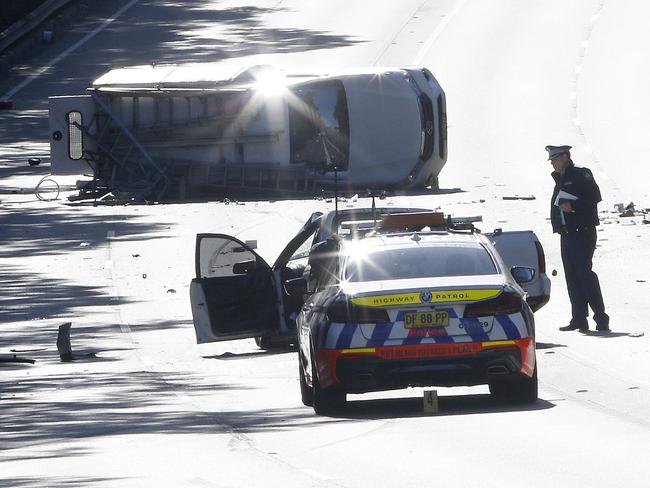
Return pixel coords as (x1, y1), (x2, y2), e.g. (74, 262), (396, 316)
(502, 195), (536, 201)
(166, 289), (176, 293)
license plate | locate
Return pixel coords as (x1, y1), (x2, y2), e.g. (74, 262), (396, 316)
(404, 311), (449, 328)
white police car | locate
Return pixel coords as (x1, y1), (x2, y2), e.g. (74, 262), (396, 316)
(189, 210), (551, 414)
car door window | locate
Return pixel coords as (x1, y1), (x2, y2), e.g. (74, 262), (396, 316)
(198, 237), (263, 278)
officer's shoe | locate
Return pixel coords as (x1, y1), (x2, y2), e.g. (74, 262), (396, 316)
(595, 314), (610, 332)
(559, 322), (588, 332)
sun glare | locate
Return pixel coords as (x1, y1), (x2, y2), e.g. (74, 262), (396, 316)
(254, 71), (288, 97)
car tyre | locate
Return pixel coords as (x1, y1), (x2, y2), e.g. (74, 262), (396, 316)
(489, 365), (538, 404)
(311, 346), (345, 415)
(255, 335), (273, 350)
(299, 354), (313, 406)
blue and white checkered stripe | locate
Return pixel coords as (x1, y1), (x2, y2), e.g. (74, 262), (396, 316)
(323, 311), (529, 349)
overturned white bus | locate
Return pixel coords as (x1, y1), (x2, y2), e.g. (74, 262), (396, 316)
(48, 62), (447, 201)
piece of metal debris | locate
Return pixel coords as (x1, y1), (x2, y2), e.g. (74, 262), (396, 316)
(0, 354), (35, 364)
(56, 323), (99, 361)
(502, 195), (536, 201)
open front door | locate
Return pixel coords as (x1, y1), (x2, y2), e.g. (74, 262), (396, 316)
(487, 230), (551, 311)
(190, 234), (279, 343)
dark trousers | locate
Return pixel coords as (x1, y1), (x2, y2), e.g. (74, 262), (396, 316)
(560, 227), (607, 325)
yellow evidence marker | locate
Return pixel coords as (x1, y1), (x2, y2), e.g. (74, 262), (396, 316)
(423, 390), (439, 413)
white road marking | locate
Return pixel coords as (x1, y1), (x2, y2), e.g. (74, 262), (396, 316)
(574, 65), (582, 74)
(570, 92), (577, 100)
(413, 0), (469, 65)
(106, 230), (115, 239)
(2, 0), (140, 99)
(572, 117), (581, 126)
(582, 40), (590, 48)
(301, 469), (333, 481)
(590, 13), (601, 22)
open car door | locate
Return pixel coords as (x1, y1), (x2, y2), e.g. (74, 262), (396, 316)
(190, 234), (278, 343)
(487, 230), (551, 312)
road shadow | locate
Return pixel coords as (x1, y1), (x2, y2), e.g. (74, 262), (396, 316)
(0, 370), (259, 453)
(582, 331), (644, 339)
(536, 342), (567, 350)
(203, 347), (296, 360)
(331, 393), (555, 420)
(0, 477), (121, 488)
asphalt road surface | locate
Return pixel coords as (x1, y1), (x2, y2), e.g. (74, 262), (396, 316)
(1, 1), (650, 487)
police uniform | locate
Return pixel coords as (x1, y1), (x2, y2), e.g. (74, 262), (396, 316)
(547, 145), (610, 332)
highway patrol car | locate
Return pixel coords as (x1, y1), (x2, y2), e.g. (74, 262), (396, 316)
(189, 210), (550, 414)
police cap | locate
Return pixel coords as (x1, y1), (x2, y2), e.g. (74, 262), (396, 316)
(545, 145), (572, 160)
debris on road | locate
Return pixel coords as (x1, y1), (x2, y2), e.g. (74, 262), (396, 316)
(0, 354), (36, 364)
(57, 322), (73, 362)
(502, 195), (536, 201)
(166, 289), (176, 293)
(56, 322), (98, 362)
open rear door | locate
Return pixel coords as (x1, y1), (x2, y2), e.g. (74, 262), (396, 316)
(487, 230), (551, 311)
(190, 234), (279, 343)
(48, 95), (97, 175)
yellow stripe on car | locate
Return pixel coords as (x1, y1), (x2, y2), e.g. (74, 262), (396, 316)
(481, 340), (516, 348)
(351, 289), (502, 307)
(340, 348), (376, 354)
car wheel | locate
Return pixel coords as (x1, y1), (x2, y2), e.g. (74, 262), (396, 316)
(299, 354), (313, 406)
(311, 346), (345, 415)
(489, 365), (538, 404)
(255, 335), (273, 350)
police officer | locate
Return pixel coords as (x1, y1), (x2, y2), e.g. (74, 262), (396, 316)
(547, 145), (610, 333)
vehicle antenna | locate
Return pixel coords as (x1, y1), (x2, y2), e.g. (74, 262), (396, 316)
(372, 193), (377, 227)
(320, 132), (338, 217)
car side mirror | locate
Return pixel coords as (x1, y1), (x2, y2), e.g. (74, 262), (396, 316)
(511, 266), (535, 284)
(233, 259), (257, 274)
(284, 277), (308, 296)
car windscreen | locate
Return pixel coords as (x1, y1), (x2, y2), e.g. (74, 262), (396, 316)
(343, 243), (497, 282)
(288, 80), (349, 170)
